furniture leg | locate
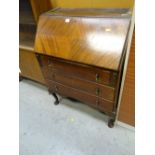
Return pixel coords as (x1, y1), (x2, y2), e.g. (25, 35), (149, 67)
(108, 117), (115, 128)
(48, 89), (60, 105)
(52, 93), (59, 105)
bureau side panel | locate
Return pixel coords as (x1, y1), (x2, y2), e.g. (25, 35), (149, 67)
(118, 32), (135, 126)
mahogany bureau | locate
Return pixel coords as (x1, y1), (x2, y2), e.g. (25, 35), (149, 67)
(34, 8), (131, 127)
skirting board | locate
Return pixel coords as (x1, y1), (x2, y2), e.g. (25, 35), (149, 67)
(116, 121), (135, 131)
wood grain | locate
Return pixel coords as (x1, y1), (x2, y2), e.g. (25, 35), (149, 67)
(19, 49), (45, 84)
(37, 53), (119, 118)
(118, 31), (135, 126)
(35, 8), (131, 71)
(34, 9), (132, 126)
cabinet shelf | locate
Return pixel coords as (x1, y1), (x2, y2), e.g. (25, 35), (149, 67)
(19, 31), (35, 51)
(19, 0), (36, 25)
(19, 10), (36, 25)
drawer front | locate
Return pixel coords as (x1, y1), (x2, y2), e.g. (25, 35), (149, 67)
(51, 72), (115, 101)
(37, 55), (118, 87)
(98, 99), (114, 112)
(48, 80), (113, 112)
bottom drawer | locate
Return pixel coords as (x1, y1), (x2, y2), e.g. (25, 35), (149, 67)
(47, 80), (114, 112)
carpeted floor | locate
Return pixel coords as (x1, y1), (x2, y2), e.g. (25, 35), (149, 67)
(19, 79), (135, 155)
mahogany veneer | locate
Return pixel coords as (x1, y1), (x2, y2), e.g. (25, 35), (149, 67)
(35, 8), (131, 127)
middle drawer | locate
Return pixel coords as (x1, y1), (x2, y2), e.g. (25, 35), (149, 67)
(49, 72), (115, 101)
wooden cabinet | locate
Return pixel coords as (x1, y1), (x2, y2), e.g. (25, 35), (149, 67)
(19, 0), (52, 83)
(19, 49), (45, 84)
(35, 8), (131, 127)
(19, 0), (36, 49)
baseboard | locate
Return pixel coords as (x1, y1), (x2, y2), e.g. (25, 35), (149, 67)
(116, 121), (135, 131)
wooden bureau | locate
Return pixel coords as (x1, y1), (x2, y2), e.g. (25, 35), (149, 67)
(34, 8), (131, 127)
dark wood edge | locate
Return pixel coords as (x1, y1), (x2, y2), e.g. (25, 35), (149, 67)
(35, 53), (119, 72)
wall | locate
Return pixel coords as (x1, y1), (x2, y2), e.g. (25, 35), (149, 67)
(50, 0), (134, 8)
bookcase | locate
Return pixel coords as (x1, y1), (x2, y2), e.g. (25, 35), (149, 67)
(19, 0), (52, 83)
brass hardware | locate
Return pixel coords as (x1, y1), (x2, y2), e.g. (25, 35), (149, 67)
(96, 88), (100, 95)
(96, 73), (100, 82)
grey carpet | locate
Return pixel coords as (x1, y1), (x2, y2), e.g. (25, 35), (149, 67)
(19, 79), (135, 155)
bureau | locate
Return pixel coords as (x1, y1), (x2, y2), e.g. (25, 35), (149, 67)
(35, 8), (131, 127)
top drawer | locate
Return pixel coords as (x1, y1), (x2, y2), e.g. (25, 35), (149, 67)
(37, 55), (118, 87)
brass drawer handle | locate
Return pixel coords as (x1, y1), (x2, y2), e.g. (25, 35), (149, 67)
(96, 88), (100, 95)
(96, 73), (100, 82)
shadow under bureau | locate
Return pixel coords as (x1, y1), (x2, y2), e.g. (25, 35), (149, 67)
(34, 8), (131, 127)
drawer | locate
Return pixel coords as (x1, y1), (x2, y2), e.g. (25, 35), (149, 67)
(37, 55), (118, 87)
(50, 72), (115, 101)
(48, 80), (113, 112)
(98, 99), (114, 112)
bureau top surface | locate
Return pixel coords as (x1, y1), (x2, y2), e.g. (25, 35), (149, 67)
(35, 8), (131, 71)
(47, 8), (131, 17)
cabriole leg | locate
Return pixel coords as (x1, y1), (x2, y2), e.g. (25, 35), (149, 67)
(108, 118), (115, 128)
(48, 89), (60, 105)
(52, 93), (59, 105)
